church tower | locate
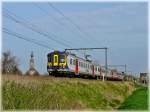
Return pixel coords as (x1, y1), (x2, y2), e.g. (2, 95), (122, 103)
(30, 51), (34, 70)
(26, 51), (39, 76)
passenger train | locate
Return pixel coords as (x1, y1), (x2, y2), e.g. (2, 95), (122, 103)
(47, 51), (124, 80)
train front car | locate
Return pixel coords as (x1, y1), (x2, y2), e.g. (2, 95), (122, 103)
(47, 51), (67, 75)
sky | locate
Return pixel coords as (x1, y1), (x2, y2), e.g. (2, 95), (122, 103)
(2, 2), (148, 75)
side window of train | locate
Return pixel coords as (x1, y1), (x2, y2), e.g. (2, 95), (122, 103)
(70, 58), (72, 65)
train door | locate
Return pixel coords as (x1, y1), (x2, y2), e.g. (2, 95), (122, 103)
(92, 65), (94, 76)
(75, 59), (79, 75)
(53, 54), (58, 66)
(100, 67), (102, 76)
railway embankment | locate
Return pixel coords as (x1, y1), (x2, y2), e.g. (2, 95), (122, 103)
(2, 74), (138, 110)
(118, 86), (148, 110)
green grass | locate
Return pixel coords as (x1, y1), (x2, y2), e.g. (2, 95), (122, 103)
(118, 87), (148, 110)
(2, 75), (136, 110)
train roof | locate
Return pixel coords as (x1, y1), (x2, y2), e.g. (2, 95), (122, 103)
(67, 52), (94, 63)
(47, 50), (65, 55)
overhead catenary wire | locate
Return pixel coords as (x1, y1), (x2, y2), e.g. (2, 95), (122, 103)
(33, 3), (84, 47)
(4, 9), (87, 56)
(33, 4), (89, 56)
(47, 3), (101, 46)
(4, 8), (97, 58)
(4, 9), (72, 49)
(4, 12), (70, 49)
(3, 28), (54, 49)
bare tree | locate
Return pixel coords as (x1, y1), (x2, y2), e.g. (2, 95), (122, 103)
(2, 51), (22, 75)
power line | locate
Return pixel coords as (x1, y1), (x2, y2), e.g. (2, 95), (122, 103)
(4, 9), (72, 48)
(4, 12), (70, 48)
(4, 9), (89, 57)
(4, 8), (100, 58)
(3, 28), (53, 49)
(33, 3), (85, 47)
(47, 3), (100, 46)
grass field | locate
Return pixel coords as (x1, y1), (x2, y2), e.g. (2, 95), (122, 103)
(2, 74), (137, 110)
(118, 86), (148, 110)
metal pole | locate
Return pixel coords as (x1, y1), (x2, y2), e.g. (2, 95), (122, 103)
(104, 48), (108, 81)
(125, 64), (126, 75)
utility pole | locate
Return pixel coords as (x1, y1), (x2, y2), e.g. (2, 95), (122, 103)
(65, 47), (108, 81)
(125, 64), (127, 75)
(105, 48), (108, 81)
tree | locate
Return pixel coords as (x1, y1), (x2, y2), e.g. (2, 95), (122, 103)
(2, 51), (22, 75)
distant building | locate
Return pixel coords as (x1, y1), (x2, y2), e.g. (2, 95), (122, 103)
(25, 51), (39, 76)
(140, 73), (148, 84)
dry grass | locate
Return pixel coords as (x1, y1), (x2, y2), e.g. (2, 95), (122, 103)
(2, 74), (136, 110)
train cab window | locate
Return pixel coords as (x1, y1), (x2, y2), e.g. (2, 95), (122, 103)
(70, 59), (72, 65)
(47, 54), (52, 62)
(59, 55), (65, 63)
(48, 57), (51, 62)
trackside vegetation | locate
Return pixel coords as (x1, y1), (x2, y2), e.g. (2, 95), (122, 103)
(2, 75), (138, 110)
(118, 86), (148, 110)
